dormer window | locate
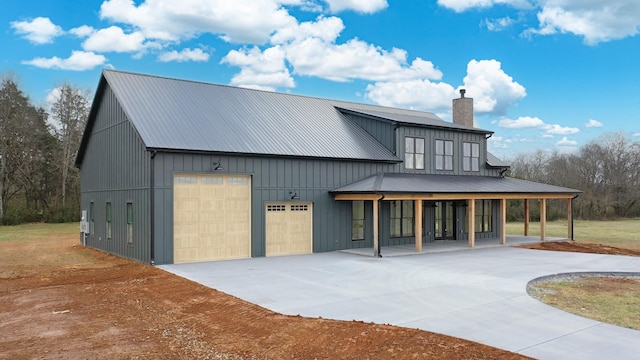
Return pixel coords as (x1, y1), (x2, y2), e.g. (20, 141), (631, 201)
(435, 139), (453, 171)
(404, 137), (425, 170)
(463, 142), (480, 172)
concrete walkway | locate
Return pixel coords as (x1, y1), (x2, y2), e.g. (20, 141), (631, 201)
(159, 246), (640, 359)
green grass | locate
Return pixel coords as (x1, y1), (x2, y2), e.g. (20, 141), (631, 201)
(507, 219), (640, 251)
(530, 276), (640, 330)
(0, 222), (79, 243)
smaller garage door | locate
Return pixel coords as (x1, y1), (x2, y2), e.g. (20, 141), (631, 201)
(265, 202), (313, 256)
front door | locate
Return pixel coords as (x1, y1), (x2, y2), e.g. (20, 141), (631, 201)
(435, 201), (456, 240)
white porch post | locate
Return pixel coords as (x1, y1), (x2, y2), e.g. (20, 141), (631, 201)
(468, 199), (475, 248)
(500, 198), (507, 245)
(415, 199), (423, 252)
(373, 198), (380, 257)
(540, 198), (547, 241)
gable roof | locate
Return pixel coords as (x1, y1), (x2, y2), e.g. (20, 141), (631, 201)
(76, 70), (493, 167)
(331, 173), (580, 195)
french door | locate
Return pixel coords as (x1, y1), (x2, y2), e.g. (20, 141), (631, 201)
(435, 201), (456, 240)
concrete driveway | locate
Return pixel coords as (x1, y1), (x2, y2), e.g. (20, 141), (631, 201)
(159, 247), (640, 359)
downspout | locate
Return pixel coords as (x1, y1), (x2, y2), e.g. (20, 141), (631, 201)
(377, 193), (385, 257)
(500, 168), (508, 177)
(150, 150), (157, 265)
(571, 193), (579, 241)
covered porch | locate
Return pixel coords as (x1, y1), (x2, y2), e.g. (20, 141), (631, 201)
(340, 235), (568, 257)
(331, 173), (581, 257)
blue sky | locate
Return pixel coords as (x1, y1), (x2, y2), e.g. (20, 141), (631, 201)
(2, 0), (639, 158)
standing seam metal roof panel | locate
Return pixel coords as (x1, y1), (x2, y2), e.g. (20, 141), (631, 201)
(101, 70), (402, 161)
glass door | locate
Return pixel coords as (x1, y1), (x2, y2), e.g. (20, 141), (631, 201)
(435, 201), (456, 240)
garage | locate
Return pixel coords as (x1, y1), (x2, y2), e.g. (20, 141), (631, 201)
(265, 202), (313, 256)
(173, 174), (251, 263)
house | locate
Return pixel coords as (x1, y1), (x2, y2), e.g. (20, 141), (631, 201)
(75, 70), (580, 264)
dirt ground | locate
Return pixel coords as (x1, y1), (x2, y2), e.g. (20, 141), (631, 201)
(519, 241), (640, 256)
(1, 236), (636, 360)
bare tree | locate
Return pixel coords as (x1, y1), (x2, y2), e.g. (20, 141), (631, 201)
(49, 83), (90, 208)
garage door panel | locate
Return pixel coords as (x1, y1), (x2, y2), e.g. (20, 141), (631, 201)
(174, 174), (251, 263)
(266, 202), (312, 256)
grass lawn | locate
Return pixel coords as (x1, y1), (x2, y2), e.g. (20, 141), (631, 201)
(507, 218), (640, 251)
(0, 222), (79, 243)
(530, 276), (640, 331)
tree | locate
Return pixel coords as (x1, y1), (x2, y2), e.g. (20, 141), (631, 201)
(0, 75), (53, 222)
(49, 83), (90, 209)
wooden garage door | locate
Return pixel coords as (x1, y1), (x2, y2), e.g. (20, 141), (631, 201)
(265, 202), (312, 256)
(173, 174), (251, 263)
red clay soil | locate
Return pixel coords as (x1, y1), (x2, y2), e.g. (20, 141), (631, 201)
(520, 241), (640, 256)
(0, 234), (529, 359)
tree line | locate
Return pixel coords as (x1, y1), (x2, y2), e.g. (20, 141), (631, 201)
(507, 133), (640, 221)
(0, 74), (89, 224)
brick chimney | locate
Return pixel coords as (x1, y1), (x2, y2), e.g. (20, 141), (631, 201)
(452, 89), (473, 127)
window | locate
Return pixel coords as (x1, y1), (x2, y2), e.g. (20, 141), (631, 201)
(463, 142), (480, 172)
(404, 137), (425, 170)
(474, 200), (492, 232)
(126, 202), (133, 244)
(291, 204), (308, 211)
(390, 200), (414, 237)
(106, 202), (112, 240)
(89, 201), (95, 234)
(435, 139), (453, 170)
(174, 176), (196, 184)
(352, 201), (365, 240)
(227, 177), (248, 185)
(267, 205), (286, 212)
(201, 176), (223, 185)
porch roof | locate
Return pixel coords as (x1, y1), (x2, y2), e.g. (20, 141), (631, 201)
(330, 173), (580, 198)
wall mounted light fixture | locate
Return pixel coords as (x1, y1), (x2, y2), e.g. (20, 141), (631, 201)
(289, 191), (299, 200)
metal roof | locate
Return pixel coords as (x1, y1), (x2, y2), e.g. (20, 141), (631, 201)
(331, 173), (580, 194)
(336, 106), (492, 134)
(486, 152), (510, 168)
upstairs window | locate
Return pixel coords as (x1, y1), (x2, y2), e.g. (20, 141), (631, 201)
(435, 139), (453, 171)
(463, 142), (480, 172)
(404, 137), (425, 170)
(352, 201), (365, 240)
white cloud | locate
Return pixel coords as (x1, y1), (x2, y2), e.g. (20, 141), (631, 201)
(365, 80), (456, 110)
(543, 123), (579, 135)
(530, 1), (640, 45)
(99, 0), (298, 44)
(461, 59), (526, 115)
(222, 46), (295, 90)
(158, 48), (210, 62)
(22, 51), (107, 71)
(556, 136), (578, 152)
(83, 26), (146, 53)
(11, 17), (63, 44)
(483, 16), (516, 31)
(325, 0), (388, 13)
(69, 25), (95, 38)
(496, 116), (580, 136)
(633, 132), (640, 137)
(439, 0), (640, 44)
(584, 118), (603, 128)
(437, 0), (531, 12)
(496, 116), (544, 128)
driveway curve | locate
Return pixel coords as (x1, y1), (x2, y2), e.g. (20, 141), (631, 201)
(160, 247), (640, 359)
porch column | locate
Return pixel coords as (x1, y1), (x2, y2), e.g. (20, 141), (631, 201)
(415, 199), (423, 252)
(540, 198), (547, 241)
(373, 198), (380, 257)
(468, 199), (475, 248)
(524, 199), (530, 236)
(500, 198), (507, 245)
(567, 197), (573, 240)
